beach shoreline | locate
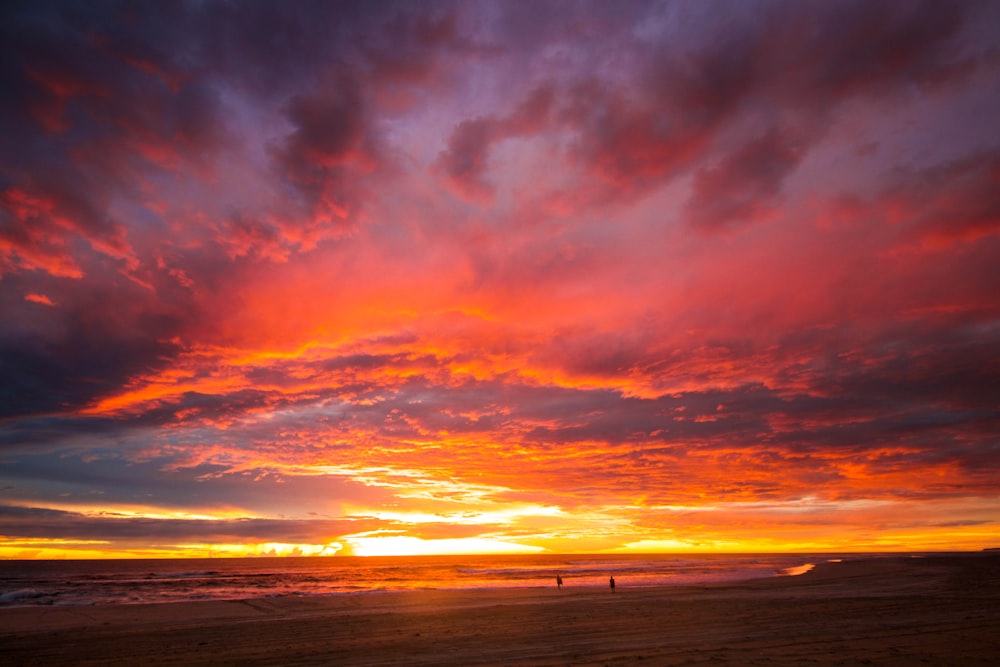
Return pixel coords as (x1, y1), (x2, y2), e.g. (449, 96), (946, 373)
(1, 553), (998, 665)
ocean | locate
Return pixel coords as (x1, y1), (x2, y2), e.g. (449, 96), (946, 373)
(0, 552), (880, 607)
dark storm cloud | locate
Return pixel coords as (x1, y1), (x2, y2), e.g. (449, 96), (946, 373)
(684, 128), (806, 231)
(0, 276), (189, 419)
(0, 504), (379, 543)
(0, 413), (122, 451)
(894, 150), (1000, 249)
(270, 72), (379, 234)
(435, 85), (556, 201)
(437, 117), (498, 202)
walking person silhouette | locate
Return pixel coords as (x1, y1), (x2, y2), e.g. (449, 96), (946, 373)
(609, 575), (615, 593)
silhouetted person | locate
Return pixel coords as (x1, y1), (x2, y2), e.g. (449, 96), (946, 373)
(556, 574), (563, 589)
(609, 575), (615, 592)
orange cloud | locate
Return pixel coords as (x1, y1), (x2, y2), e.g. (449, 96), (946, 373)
(2, 0), (998, 559)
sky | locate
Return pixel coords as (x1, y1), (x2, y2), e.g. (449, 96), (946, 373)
(1, 0), (999, 559)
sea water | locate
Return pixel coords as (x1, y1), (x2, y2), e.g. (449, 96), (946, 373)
(0, 553), (881, 607)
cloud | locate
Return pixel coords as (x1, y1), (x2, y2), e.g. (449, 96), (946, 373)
(436, 117), (498, 202)
(555, 0), (988, 210)
(0, 0), (998, 555)
(270, 73), (379, 240)
(0, 277), (190, 419)
(0, 504), (379, 544)
(435, 85), (556, 202)
(685, 128), (807, 231)
(23, 293), (55, 306)
(894, 150), (1000, 250)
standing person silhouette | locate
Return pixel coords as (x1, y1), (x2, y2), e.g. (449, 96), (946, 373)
(556, 574), (563, 589)
(609, 575), (616, 593)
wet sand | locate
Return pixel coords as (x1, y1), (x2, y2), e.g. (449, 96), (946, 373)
(2, 553), (998, 666)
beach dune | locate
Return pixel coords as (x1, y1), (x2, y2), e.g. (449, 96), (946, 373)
(2, 553), (998, 666)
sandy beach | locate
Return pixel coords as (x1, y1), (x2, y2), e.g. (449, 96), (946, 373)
(2, 553), (998, 666)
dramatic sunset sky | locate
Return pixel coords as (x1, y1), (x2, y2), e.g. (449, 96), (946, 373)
(2, 0), (999, 559)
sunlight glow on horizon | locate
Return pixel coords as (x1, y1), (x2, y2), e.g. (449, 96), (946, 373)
(343, 536), (546, 557)
(3, 531), (996, 560)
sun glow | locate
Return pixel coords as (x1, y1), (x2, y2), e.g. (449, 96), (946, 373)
(358, 505), (564, 526)
(191, 542), (345, 557)
(0, 540), (347, 560)
(344, 535), (545, 557)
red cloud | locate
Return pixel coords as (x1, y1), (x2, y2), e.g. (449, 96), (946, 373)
(437, 117), (497, 202)
(685, 129), (807, 231)
(24, 293), (55, 306)
(896, 151), (1000, 250)
(435, 85), (556, 202)
(271, 73), (381, 243)
(1, 187), (84, 279)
